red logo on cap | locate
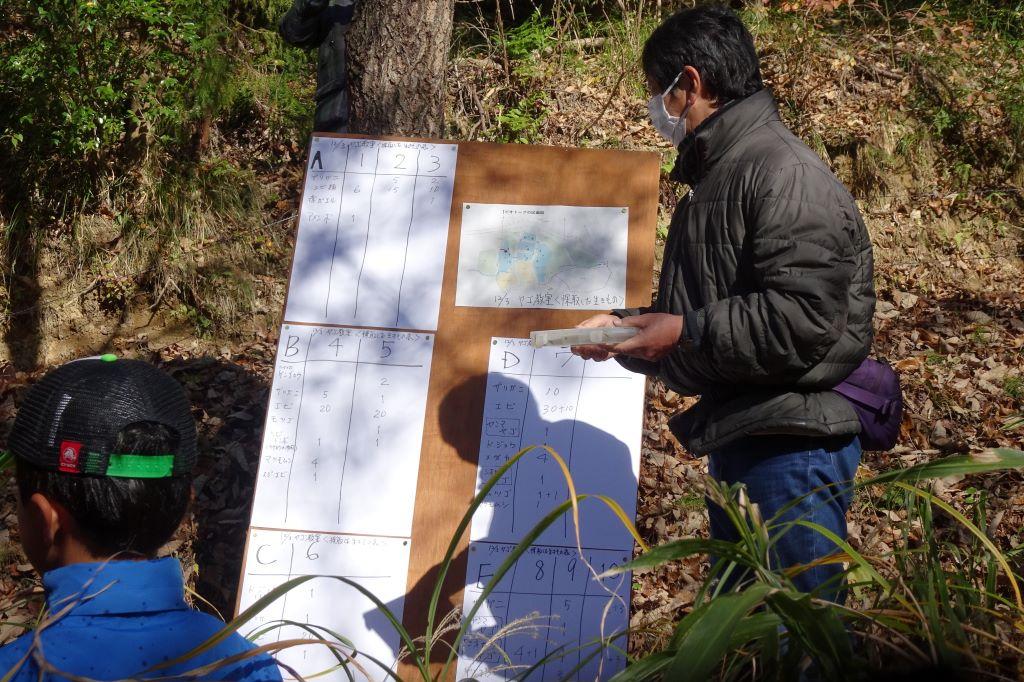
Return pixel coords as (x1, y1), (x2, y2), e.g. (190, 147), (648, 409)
(58, 441), (82, 474)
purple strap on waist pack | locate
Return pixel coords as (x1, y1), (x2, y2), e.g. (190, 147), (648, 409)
(833, 357), (903, 451)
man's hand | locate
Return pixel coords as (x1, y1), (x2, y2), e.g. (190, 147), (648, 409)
(611, 313), (684, 361)
(570, 314), (620, 362)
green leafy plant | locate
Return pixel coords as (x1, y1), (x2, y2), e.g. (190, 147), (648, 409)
(496, 93), (549, 144)
(502, 10), (557, 64)
(0, 0), (230, 214)
(0, 0), (307, 336)
(94, 275), (136, 313)
(606, 449), (1024, 681)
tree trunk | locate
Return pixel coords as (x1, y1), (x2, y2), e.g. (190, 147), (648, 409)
(346, 0), (455, 137)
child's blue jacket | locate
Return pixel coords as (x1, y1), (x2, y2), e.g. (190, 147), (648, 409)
(0, 558), (282, 681)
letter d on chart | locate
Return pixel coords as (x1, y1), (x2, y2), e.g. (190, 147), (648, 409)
(501, 351), (520, 370)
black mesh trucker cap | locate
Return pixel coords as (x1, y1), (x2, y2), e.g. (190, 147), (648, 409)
(8, 355), (197, 478)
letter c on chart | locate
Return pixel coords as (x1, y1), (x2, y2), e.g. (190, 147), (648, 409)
(256, 544), (277, 565)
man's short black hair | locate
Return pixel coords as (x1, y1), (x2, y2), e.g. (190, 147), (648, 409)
(642, 4), (763, 102)
(16, 421), (192, 557)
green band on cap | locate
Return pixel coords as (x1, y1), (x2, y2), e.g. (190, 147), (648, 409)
(100, 354), (118, 362)
(105, 454), (175, 479)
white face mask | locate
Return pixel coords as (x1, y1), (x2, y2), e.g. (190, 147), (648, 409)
(647, 71), (693, 147)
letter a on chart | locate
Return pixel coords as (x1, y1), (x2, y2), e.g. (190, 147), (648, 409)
(284, 137), (458, 331)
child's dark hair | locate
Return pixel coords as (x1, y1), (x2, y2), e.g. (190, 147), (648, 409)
(16, 421), (192, 557)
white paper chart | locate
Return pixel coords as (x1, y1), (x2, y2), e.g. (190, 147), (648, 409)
(470, 338), (644, 548)
(249, 324), (434, 537)
(458, 543), (630, 682)
(455, 203), (628, 310)
(238, 529), (411, 681)
(284, 137), (458, 331)
(457, 338), (644, 681)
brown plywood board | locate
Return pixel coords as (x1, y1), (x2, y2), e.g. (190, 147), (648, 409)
(236, 134), (659, 679)
(401, 140), (658, 677)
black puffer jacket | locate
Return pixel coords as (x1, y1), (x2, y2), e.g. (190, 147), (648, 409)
(279, 0), (355, 133)
(616, 89), (875, 455)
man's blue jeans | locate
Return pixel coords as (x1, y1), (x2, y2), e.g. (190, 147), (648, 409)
(706, 434), (861, 601)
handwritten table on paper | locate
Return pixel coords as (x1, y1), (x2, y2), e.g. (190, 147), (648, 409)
(457, 339), (645, 681)
(238, 135), (458, 681)
(238, 529), (411, 680)
(284, 137), (458, 331)
(471, 338), (644, 548)
(249, 325), (434, 537)
(459, 543), (630, 682)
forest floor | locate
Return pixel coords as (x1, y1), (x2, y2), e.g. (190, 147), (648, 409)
(1, 0), (1023, 671)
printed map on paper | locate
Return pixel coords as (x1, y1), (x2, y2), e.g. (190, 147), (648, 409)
(455, 203), (628, 310)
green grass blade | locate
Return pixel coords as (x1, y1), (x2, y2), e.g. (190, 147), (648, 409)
(599, 538), (748, 577)
(668, 598), (715, 651)
(511, 629), (628, 681)
(146, 637), (336, 680)
(764, 449), (1024, 537)
(439, 496), (583, 681)
(241, 618), (403, 681)
(893, 482), (1023, 610)
(424, 444), (554, 662)
(607, 651), (674, 681)
(728, 611), (782, 646)
(730, 611), (783, 671)
(145, 576), (319, 672)
(865, 449), (1024, 486)
(765, 589), (854, 678)
(426, 444), (644, 668)
(790, 520), (897, 598)
(425, 440), (593, 659)
(1001, 415), (1024, 432)
(510, 641), (572, 680)
(666, 584), (775, 682)
(589, 493), (649, 552)
(148, 574), (425, 679)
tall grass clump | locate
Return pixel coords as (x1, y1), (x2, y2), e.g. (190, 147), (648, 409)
(449, 1), (663, 146)
(608, 449), (1024, 681)
(169, 444), (642, 680)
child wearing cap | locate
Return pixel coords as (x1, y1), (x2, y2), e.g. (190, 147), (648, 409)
(0, 356), (282, 680)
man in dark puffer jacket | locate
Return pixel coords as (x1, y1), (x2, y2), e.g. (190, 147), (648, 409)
(574, 5), (875, 600)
